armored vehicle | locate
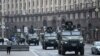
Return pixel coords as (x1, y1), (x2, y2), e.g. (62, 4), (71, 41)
(42, 27), (58, 49)
(27, 33), (39, 45)
(58, 21), (84, 55)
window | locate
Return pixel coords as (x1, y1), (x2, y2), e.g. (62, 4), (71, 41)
(75, 13), (78, 19)
(25, 17), (27, 22)
(40, 0), (43, 7)
(33, 1), (34, 6)
(13, 18), (15, 22)
(29, 17), (32, 21)
(92, 12), (96, 18)
(21, 17), (23, 22)
(50, 0), (52, 5)
(45, 0), (48, 5)
(54, 0), (57, 5)
(0, 0), (1, 3)
(86, 12), (89, 18)
(17, 18), (19, 22)
(58, 0), (61, 5)
(80, 13), (84, 19)
(70, 14), (73, 19)
(37, 0), (39, 6)
(63, 0), (66, 5)
(98, 12), (100, 18)
(0, 5), (1, 10)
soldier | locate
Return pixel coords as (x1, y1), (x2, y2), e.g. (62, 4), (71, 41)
(6, 40), (12, 55)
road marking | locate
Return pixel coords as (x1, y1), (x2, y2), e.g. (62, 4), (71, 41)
(30, 50), (39, 56)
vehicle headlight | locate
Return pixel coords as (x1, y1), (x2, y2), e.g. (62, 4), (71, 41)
(95, 47), (100, 50)
(80, 41), (83, 43)
(61, 41), (68, 44)
(79, 37), (83, 43)
(64, 42), (68, 44)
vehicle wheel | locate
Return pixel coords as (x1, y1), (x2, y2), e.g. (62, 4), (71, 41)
(54, 46), (56, 49)
(61, 50), (65, 55)
(75, 50), (78, 55)
(28, 42), (30, 45)
(58, 49), (61, 54)
(94, 51), (98, 55)
(80, 47), (84, 55)
(34, 43), (37, 46)
(44, 46), (47, 50)
(37, 42), (39, 45)
(91, 51), (94, 54)
(43, 45), (46, 50)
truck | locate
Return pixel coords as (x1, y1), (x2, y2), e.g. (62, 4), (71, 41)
(42, 27), (58, 50)
(27, 33), (39, 45)
(58, 21), (84, 55)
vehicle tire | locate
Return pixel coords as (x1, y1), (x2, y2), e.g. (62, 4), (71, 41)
(54, 46), (57, 49)
(42, 46), (44, 49)
(91, 51), (94, 54)
(58, 49), (61, 54)
(28, 42), (30, 45)
(61, 50), (65, 55)
(75, 50), (78, 55)
(34, 43), (37, 46)
(37, 41), (39, 45)
(94, 51), (98, 55)
(43, 45), (47, 50)
(80, 47), (84, 55)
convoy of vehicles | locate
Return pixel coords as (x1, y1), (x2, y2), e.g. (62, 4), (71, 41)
(3, 21), (100, 55)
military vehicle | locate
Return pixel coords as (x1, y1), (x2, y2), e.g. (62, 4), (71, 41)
(27, 33), (39, 45)
(42, 27), (58, 50)
(58, 21), (84, 55)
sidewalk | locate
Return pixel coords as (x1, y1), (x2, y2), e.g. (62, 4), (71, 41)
(0, 51), (35, 56)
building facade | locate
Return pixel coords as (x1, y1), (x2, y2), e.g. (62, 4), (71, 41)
(1, 0), (100, 42)
(1, 0), (99, 28)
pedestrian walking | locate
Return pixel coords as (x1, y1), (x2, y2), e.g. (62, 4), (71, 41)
(6, 40), (12, 55)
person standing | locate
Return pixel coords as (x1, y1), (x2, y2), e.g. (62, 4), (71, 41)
(6, 40), (12, 55)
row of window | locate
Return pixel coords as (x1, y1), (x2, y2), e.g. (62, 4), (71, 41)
(4, 11), (100, 23)
(3, 1), (100, 15)
(3, 0), (98, 11)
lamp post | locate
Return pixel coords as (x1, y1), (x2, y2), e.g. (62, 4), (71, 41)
(1, 18), (5, 38)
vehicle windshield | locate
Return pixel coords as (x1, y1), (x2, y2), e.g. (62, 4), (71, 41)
(72, 31), (81, 35)
(61, 31), (81, 40)
(44, 32), (57, 40)
(45, 36), (57, 40)
(62, 35), (81, 40)
(94, 42), (100, 46)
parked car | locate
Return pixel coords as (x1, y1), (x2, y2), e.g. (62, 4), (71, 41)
(91, 41), (100, 55)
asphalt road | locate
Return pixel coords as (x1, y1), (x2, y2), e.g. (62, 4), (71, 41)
(30, 44), (100, 56)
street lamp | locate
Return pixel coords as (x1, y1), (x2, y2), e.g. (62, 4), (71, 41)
(1, 18), (5, 38)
